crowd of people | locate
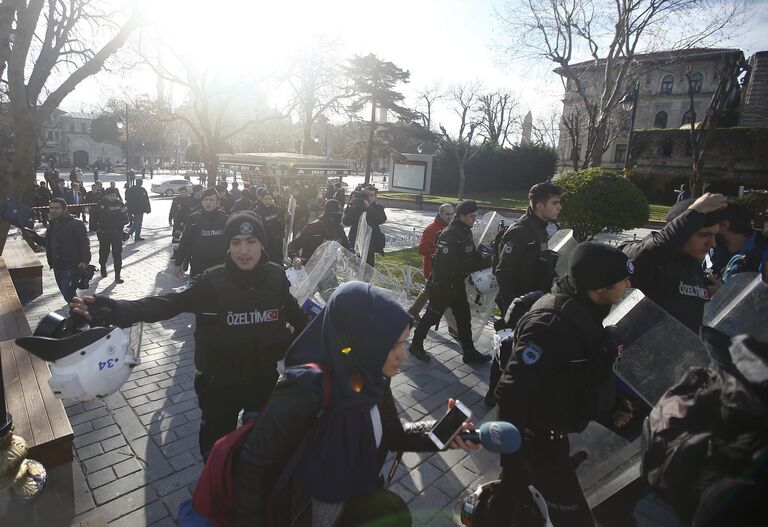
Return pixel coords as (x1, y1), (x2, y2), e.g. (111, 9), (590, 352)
(18, 169), (768, 526)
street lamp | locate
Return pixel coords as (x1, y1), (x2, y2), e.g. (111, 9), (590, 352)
(619, 80), (640, 173)
(116, 110), (129, 168)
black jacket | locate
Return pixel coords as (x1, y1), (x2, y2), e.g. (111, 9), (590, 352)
(175, 209), (229, 272)
(366, 202), (387, 254)
(230, 198), (254, 214)
(94, 199), (128, 234)
(169, 195), (193, 224)
(125, 186), (151, 214)
(287, 215), (349, 262)
(253, 203), (285, 261)
(232, 378), (437, 526)
(495, 277), (616, 439)
(622, 209), (712, 333)
(430, 218), (489, 289)
(495, 211), (556, 312)
(97, 256), (307, 387)
(39, 215), (91, 269)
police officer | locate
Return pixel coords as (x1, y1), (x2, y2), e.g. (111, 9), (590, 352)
(712, 202), (768, 283)
(94, 187), (128, 284)
(70, 212), (308, 458)
(494, 182), (562, 314)
(168, 186), (192, 243)
(409, 200), (491, 364)
(188, 185), (204, 216)
(287, 199), (350, 267)
(175, 188), (229, 278)
(253, 190), (285, 264)
(623, 193), (727, 332)
(493, 242), (635, 527)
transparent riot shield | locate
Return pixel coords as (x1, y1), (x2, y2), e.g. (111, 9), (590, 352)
(283, 195), (297, 263)
(703, 272), (768, 341)
(473, 211), (507, 248)
(443, 275), (497, 343)
(570, 289), (709, 509)
(547, 228), (577, 278)
(354, 211), (373, 277)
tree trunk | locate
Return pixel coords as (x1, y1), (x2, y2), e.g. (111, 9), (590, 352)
(364, 102), (377, 185)
(204, 154), (219, 188)
(302, 105), (313, 155)
(587, 123), (605, 168)
(0, 118), (39, 256)
(457, 155), (466, 200)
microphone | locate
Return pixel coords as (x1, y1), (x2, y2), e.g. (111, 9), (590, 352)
(458, 421), (521, 453)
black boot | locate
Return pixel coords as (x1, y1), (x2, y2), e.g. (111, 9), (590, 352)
(409, 341), (431, 362)
(100, 265), (107, 277)
(463, 347), (491, 365)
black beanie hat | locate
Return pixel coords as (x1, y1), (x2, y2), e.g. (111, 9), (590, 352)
(456, 200), (478, 216)
(224, 211), (266, 247)
(202, 187), (219, 200)
(323, 199), (342, 215)
(568, 241), (634, 291)
(667, 198), (721, 226)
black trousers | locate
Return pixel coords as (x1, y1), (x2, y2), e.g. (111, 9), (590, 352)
(98, 231), (123, 277)
(412, 282), (474, 351)
(194, 370), (278, 459)
(498, 436), (594, 527)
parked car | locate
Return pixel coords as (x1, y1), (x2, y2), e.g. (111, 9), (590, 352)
(151, 178), (192, 197)
(113, 163), (128, 174)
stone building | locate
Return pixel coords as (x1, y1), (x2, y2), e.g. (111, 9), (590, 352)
(39, 110), (123, 169)
(556, 48), (747, 173)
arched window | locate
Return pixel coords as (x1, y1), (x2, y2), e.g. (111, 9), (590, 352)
(654, 111), (669, 129)
(660, 75), (674, 94)
(681, 110), (694, 126)
(689, 72), (703, 94)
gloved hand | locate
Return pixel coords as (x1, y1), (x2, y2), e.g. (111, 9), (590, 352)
(69, 295), (117, 327)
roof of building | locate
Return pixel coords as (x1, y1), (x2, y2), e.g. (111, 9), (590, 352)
(555, 47), (744, 74)
(64, 111), (95, 120)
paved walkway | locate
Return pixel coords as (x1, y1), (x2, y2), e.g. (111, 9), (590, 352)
(17, 195), (672, 526)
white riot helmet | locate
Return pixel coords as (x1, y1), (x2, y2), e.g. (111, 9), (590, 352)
(16, 313), (142, 402)
(470, 268), (498, 295)
(458, 480), (553, 527)
(492, 328), (514, 362)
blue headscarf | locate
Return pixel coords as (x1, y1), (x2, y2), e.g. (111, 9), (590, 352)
(284, 281), (413, 503)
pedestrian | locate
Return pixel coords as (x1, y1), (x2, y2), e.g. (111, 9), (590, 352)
(676, 183), (691, 203)
(125, 179), (151, 241)
(333, 180), (346, 206)
(408, 200), (491, 364)
(216, 183), (234, 213)
(93, 166), (100, 182)
(94, 187), (128, 284)
(126, 168), (136, 187)
(623, 193), (728, 332)
(33, 181), (52, 227)
(70, 211), (308, 458)
(84, 183), (103, 232)
(175, 188), (228, 278)
(69, 167), (79, 184)
(253, 190), (285, 264)
(231, 281), (476, 526)
(343, 184), (369, 246)
(493, 242), (636, 527)
(65, 181), (86, 222)
(230, 188), (254, 214)
(168, 187), (192, 243)
(229, 181), (242, 202)
(53, 177), (67, 199)
(363, 187), (387, 267)
(494, 182), (562, 315)
(287, 199), (349, 267)
(24, 198), (90, 303)
(188, 185), (204, 216)
(408, 203), (455, 320)
(108, 181), (122, 201)
(711, 202), (768, 283)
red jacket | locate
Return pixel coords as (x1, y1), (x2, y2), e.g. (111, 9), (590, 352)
(418, 215), (448, 278)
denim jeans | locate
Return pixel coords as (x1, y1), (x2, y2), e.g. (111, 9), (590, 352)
(128, 213), (144, 239)
(53, 267), (77, 303)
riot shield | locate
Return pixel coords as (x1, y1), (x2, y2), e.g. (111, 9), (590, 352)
(443, 275), (497, 343)
(473, 211), (506, 248)
(354, 211), (373, 277)
(547, 228), (577, 278)
(282, 195), (297, 263)
(703, 272), (768, 341)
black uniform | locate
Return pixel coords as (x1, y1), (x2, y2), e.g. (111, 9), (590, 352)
(230, 197), (254, 214)
(94, 255), (307, 457)
(94, 198), (129, 279)
(494, 277), (618, 526)
(622, 208), (712, 333)
(411, 218), (489, 355)
(168, 194), (192, 241)
(287, 215), (349, 263)
(176, 209), (229, 276)
(253, 203), (285, 264)
(494, 211), (556, 314)
(85, 189), (103, 231)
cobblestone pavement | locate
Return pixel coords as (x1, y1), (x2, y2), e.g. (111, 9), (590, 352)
(19, 190), (672, 526)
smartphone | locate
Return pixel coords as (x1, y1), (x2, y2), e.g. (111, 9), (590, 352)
(428, 400), (471, 449)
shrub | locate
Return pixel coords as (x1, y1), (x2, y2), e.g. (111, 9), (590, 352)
(558, 168), (650, 241)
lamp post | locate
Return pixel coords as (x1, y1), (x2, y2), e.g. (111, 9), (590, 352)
(619, 80), (640, 173)
(116, 104), (129, 168)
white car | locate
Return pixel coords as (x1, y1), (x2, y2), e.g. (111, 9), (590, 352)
(150, 178), (192, 197)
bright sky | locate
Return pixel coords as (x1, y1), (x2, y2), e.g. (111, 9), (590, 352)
(64, 0), (768, 134)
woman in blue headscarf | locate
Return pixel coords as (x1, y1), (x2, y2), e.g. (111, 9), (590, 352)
(232, 281), (476, 526)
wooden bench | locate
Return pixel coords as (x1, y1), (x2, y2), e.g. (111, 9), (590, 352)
(0, 255), (32, 341)
(3, 235), (44, 304)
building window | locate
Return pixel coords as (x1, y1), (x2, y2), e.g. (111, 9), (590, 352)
(688, 72), (703, 94)
(47, 131), (54, 141)
(681, 110), (694, 126)
(660, 75), (674, 94)
(54, 131), (60, 142)
(654, 111), (668, 129)
(614, 144), (627, 164)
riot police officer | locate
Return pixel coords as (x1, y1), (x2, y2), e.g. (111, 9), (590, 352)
(168, 186), (192, 243)
(253, 190), (285, 264)
(175, 188), (229, 278)
(494, 182), (562, 314)
(493, 242), (635, 527)
(287, 199), (350, 266)
(94, 187), (128, 284)
(409, 200), (491, 364)
(70, 212), (308, 458)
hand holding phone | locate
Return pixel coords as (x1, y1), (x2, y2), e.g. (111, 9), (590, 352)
(429, 399), (473, 450)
